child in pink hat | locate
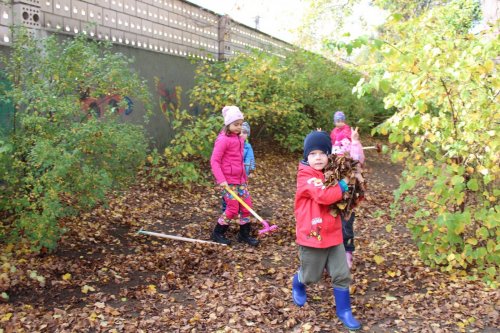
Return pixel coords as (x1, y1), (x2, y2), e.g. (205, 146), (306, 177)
(209, 106), (259, 246)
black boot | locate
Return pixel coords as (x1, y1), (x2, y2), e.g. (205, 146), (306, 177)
(238, 223), (259, 246)
(212, 224), (231, 245)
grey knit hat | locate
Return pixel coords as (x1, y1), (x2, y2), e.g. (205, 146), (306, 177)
(242, 122), (250, 136)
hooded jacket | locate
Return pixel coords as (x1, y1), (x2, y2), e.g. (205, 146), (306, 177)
(330, 124), (352, 146)
(210, 131), (247, 185)
(295, 162), (344, 248)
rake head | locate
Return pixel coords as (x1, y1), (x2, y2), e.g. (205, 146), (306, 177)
(258, 220), (278, 236)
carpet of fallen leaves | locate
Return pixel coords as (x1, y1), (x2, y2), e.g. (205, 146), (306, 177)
(1, 140), (499, 333)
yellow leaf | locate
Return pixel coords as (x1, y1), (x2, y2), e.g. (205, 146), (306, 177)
(81, 285), (95, 294)
(337, 203), (347, 210)
(484, 59), (494, 72)
(1, 313), (12, 322)
(447, 253), (456, 262)
(147, 284), (157, 293)
(387, 271), (396, 277)
(466, 238), (478, 245)
(62, 273), (71, 281)
(385, 224), (393, 233)
(373, 255), (385, 265)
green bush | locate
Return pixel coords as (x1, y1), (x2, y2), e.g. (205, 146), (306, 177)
(161, 50), (388, 183)
(332, 0), (498, 284)
(0, 28), (151, 251)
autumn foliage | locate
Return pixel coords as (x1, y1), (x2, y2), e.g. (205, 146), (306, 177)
(328, 0), (499, 284)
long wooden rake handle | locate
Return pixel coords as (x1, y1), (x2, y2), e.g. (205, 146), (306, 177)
(137, 229), (227, 246)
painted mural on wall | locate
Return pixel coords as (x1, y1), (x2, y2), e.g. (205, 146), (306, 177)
(156, 77), (179, 117)
(155, 77), (201, 130)
(81, 94), (134, 118)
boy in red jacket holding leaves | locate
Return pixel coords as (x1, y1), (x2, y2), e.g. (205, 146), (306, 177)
(292, 131), (361, 331)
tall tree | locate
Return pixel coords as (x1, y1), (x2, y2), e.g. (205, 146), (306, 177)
(322, 0), (498, 284)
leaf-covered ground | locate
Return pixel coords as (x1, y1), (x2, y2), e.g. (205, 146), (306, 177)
(1, 142), (498, 332)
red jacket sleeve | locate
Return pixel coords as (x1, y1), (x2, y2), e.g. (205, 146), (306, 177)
(210, 136), (227, 184)
(297, 168), (343, 205)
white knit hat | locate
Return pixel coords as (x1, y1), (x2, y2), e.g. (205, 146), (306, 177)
(222, 105), (244, 126)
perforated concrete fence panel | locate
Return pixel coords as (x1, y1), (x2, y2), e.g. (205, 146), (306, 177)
(2, 0), (293, 61)
(62, 16), (79, 34)
(12, 4), (42, 28)
(87, 4), (102, 24)
(53, 0), (71, 17)
(0, 25), (11, 45)
(0, 3), (13, 27)
(71, 0), (87, 21)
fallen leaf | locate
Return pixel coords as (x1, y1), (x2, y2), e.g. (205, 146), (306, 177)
(81, 285), (95, 294)
(374, 255), (385, 265)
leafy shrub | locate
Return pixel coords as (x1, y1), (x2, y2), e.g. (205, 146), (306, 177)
(333, 0), (499, 284)
(0, 28), (151, 251)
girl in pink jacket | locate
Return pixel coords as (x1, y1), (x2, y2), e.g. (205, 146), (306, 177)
(330, 111), (352, 148)
(210, 106), (259, 247)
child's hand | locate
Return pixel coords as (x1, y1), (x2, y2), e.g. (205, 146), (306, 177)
(346, 251), (353, 269)
(354, 172), (365, 183)
(351, 127), (360, 141)
(342, 170), (355, 184)
(219, 181), (228, 190)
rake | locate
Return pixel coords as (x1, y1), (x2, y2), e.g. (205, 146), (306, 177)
(224, 186), (278, 236)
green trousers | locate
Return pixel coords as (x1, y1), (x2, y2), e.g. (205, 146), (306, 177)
(298, 244), (351, 289)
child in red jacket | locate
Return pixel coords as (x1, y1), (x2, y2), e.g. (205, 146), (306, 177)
(292, 131), (361, 331)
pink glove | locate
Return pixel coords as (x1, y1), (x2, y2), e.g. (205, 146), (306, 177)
(346, 251), (353, 269)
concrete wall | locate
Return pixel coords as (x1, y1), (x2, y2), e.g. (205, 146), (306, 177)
(112, 43), (198, 147)
(0, 0), (293, 148)
(0, 0), (292, 60)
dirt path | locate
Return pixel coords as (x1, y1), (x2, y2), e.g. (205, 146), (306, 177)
(1, 143), (498, 332)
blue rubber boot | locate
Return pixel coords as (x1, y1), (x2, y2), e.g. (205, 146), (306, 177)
(333, 287), (361, 330)
(292, 273), (307, 307)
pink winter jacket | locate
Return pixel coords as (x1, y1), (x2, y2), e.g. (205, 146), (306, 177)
(210, 131), (247, 185)
(330, 125), (352, 146)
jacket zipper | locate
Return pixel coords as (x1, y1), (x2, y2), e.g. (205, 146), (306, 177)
(239, 137), (244, 182)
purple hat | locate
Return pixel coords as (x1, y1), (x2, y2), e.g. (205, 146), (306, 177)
(334, 111), (346, 123)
